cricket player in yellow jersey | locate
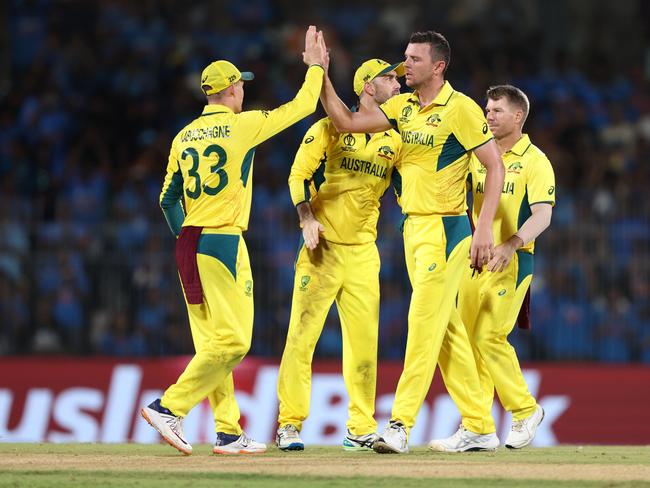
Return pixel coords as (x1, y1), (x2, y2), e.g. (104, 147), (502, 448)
(430, 85), (554, 451)
(275, 59), (404, 452)
(140, 26), (328, 456)
(319, 31), (506, 454)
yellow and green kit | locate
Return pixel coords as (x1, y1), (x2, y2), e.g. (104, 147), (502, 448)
(277, 117), (401, 435)
(158, 65), (324, 434)
(378, 82), (496, 434)
(456, 134), (555, 420)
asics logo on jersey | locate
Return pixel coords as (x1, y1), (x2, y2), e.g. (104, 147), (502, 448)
(548, 186), (555, 195)
(482, 122), (489, 134)
(498, 289), (507, 296)
(304, 136), (314, 144)
(428, 263), (437, 271)
(244, 280), (253, 297)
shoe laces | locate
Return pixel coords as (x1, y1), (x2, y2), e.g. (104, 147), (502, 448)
(389, 421), (407, 436)
(279, 424), (299, 438)
(165, 415), (184, 436)
(511, 419), (526, 432)
(451, 425), (470, 440)
(238, 432), (251, 446)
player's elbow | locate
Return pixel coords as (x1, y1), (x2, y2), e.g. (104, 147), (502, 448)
(330, 117), (353, 133)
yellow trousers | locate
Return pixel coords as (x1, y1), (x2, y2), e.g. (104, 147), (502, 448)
(161, 229), (253, 435)
(455, 250), (537, 421)
(391, 215), (495, 434)
(277, 239), (380, 435)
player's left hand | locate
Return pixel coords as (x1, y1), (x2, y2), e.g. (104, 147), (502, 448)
(470, 224), (494, 269)
(487, 234), (524, 272)
(486, 242), (515, 272)
(302, 218), (325, 250)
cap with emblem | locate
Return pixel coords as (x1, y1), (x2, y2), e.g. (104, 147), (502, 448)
(353, 59), (405, 96)
(200, 60), (254, 96)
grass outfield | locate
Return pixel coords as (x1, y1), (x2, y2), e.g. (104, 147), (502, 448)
(0, 443), (648, 487)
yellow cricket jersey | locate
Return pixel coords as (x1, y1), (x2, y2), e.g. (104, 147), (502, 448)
(159, 65), (324, 233)
(288, 117), (402, 244)
(468, 134), (555, 254)
(379, 81), (493, 216)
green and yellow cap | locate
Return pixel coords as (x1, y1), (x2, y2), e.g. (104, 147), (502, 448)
(200, 60), (254, 96)
(353, 59), (405, 96)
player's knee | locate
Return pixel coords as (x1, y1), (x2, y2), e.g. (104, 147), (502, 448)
(474, 332), (503, 352)
(222, 335), (248, 359)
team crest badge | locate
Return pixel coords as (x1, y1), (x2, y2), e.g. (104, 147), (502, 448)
(507, 161), (523, 174)
(300, 275), (311, 291)
(426, 113), (441, 127)
(377, 145), (395, 160)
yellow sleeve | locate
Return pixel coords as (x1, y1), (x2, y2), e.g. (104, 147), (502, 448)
(379, 94), (408, 130)
(527, 155), (556, 207)
(159, 137), (186, 235)
(452, 96), (493, 150)
(239, 65), (324, 146)
(288, 119), (330, 206)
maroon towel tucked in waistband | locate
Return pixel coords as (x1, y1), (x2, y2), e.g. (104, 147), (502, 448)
(176, 226), (204, 305)
(516, 288), (531, 330)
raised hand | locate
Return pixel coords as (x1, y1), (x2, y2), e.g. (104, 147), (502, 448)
(303, 25), (327, 67)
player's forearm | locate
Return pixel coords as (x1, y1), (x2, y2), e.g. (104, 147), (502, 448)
(288, 173), (311, 207)
(475, 162), (504, 230)
(266, 65), (324, 133)
(161, 201), (185, 237)
(292, 65), (325, 118)
(514, 204), (552, 246)
(296, 201), (316, 225)
(320, 75), (356, 132)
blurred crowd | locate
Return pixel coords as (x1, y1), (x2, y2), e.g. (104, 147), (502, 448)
(1, 0), (649, 362)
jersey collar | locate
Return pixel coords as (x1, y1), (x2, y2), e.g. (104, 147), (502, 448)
(200, 104), (233, 116)
(408, 81), (454, 108)
(507, 134), (532, 156)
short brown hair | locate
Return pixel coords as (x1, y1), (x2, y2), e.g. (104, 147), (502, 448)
(409, 31), (450, 71)
(486, 85), (530, 124)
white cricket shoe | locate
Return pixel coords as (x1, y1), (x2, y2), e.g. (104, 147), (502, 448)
(505, 405), (545, 449)
(373, 421), (409, 454)
(140, 398), (192, 455)
(213, 431), (267, 454)
(342, 430), (379, 451)
(428, 425), (499, 452)
(276, 424), (304, 451)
